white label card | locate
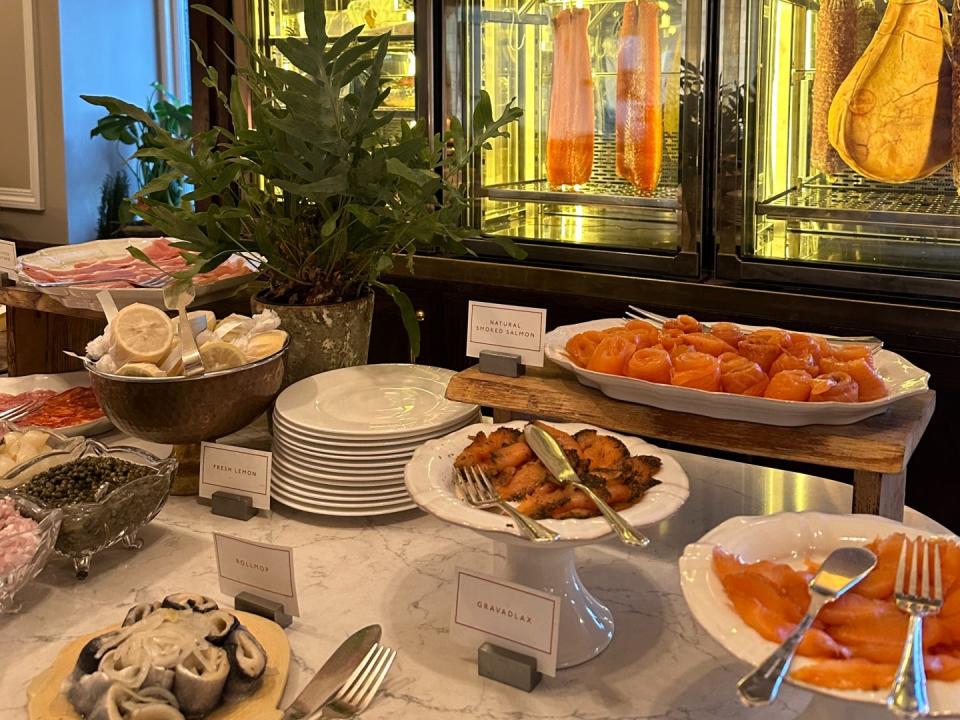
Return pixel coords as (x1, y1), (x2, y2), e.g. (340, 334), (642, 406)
(0, 240), (17, 271)
(450, 568), (561, 676)
(199, 442), (272, 511)
(213, 533), (300, 616)
(466, 301), (547, 367)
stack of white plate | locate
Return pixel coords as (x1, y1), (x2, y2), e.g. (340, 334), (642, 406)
(271, 364), (480, 516)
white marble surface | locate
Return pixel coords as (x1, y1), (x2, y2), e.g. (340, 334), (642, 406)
(0, 438), (946, 720)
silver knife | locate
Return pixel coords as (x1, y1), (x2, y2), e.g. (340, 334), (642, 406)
(522, 424), (650, 548)
(282, 624), (382, 720)
(737, 547), (877, 705)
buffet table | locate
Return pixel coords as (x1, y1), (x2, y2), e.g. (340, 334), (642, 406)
(3, 434), (945, 720)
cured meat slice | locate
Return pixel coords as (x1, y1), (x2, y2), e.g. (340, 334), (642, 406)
(546, 8), (594, 188)
(670, 351), (721, 391)
(763, 370), (814, 401)
(811, 0), (858, 175)
(616, 0), (663, 190)
(625, 347), (672, 384)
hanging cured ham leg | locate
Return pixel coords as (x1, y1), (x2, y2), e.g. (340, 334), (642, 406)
(546, 8), (595, 188)
(616, 0), (662, 191)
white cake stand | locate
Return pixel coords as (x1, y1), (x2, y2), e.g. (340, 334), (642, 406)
(406, 421), (690, 669)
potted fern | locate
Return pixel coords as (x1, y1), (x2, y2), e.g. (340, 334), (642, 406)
(82, 2), (521, 384)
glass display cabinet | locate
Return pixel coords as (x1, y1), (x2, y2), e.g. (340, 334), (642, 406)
(716, 0), (960, 300)
(443, 0), (712, 275)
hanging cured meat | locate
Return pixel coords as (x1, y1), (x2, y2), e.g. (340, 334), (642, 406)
(546, 8), (594, 188)
(811, 0), (858, 176)
(828, 0), (952, 183)
(953, 0), (960, 193)
(616, 0), (663, 191)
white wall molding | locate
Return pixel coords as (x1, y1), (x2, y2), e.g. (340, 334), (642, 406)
(0, 0), (43, 210)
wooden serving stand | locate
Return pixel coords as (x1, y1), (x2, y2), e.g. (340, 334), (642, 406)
(445, 365), (936, 521)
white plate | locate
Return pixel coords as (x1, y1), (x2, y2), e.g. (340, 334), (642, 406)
(272, 440), (412, 470)
(679, 512), (960, 715)
(274, 365), (479, 437)
(271, 427), (423, 459)
(16, 238), (257, 311)
(405, 421), (690, 545)
(272, 457), (405, 490)
(271, 412), (481, 447)
(0, 371), (112, 436)
(272, 474), (409, 505)
(271, 466), (406, 498)
(271, 485), (417, 516)
(271, 451), (406, 483)
(545, 319), (930, 427)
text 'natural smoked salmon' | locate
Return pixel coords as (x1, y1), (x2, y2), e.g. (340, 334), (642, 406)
(547, 8), (594, 188)
(616, 0), (663, 191)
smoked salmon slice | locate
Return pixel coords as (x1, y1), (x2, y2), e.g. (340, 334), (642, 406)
(809, 371), (859, 403)
(616, 0), (662, 191)
(818, 357), (887, 401)
(547, 8), (594, 188)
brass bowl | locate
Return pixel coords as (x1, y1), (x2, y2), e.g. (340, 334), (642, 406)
(85, 343), (288, 444)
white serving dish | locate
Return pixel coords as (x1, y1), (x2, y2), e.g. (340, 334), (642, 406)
(679, 512), (960, 716)
(545, 318), (930, 427)
(272, 476), (409, 508)
(404, 421), (690, 545)
(274, 364), (479, 437)
(0, 372), (111, 436)
(271, 467), (407, 500)
(272, 441), (410, 470)
(15, 238), (257, 311)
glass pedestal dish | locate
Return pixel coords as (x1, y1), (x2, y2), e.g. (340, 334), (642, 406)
(8, 442), (176, 579)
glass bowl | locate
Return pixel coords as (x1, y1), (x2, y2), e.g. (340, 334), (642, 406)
(0, 422), (85, 490)
(0, 495), (62, 612)
(9, 441), (177, 578)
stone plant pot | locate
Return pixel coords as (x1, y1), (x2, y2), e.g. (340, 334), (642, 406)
(252, 291), (374, 388)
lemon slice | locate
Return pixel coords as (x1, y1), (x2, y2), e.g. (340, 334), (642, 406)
(116, 362), (165, 378)
(199, 341), (246, 372)
(112, 304), (173, 364)
(245, 330), (288, 360)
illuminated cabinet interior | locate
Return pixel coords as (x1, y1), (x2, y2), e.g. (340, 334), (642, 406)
(456, 0), (703, 257)
(248, 0), (417, 132)
(743, 0), (960, 276)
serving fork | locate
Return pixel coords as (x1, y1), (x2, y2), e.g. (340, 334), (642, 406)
(0, 399), (44, 422)
(309, 643), (397, 719)
(624, 305), (883, 352)
(887, 537), (943, 717)
(455, 466), (559, 542)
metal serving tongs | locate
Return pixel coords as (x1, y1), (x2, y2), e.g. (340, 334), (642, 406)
(625, 305), (884, 353)
(163, 281), (204, 377)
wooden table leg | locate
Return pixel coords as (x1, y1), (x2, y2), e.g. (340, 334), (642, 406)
(492, 408), (516, 423)
(852, 469), (906, 521)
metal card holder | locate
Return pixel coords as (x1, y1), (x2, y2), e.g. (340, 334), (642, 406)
(235, 591), (292, 628)
(478, 350), (524, 378)
(209, 491), (257, 521)
(478, 643), (542, 692)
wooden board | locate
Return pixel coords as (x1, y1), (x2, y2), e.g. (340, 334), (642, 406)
(26, 610), (290, 720)
(445, 365), (936, 475)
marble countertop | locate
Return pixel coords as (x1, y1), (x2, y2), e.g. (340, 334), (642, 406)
(1, 441), (945, 720)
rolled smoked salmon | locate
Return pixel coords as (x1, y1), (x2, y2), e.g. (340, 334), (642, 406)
(625, 347), (672, 384)
(818, 357), (886, 401)
(670, 351), (721, 391)
(565, 333), (600, 368)
(547, 8), (594, 188)
(809, 371), (859, 402)
(586, 334), (636, 375)
(719, 354), (769, 396)
(616, 0), (662, 191)
(764, 370), (814, 401)
(769, 351), (819, 378)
